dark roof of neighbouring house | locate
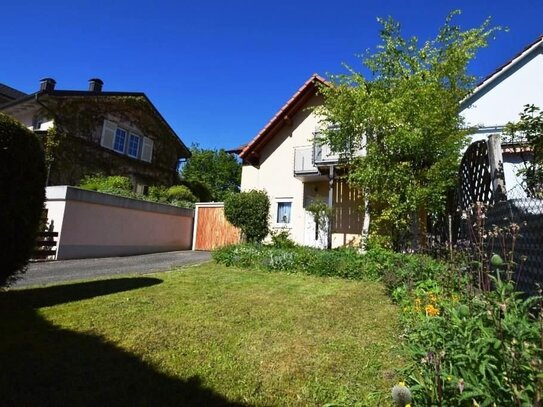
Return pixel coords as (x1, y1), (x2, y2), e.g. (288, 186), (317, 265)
(0, 85), (190, 158)
(0, 83), (27, 103)
(225, 144), (247, 154)
(239, 74), (328, 160)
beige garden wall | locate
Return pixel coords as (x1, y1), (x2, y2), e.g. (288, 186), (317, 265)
(46, 186), (194, 260)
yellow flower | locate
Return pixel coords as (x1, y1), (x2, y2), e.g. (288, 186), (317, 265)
(425, 304), (440, 316)
(428, 293), (437, 303)
(414, 298), (422, 312)
(451, 294), (459, 303)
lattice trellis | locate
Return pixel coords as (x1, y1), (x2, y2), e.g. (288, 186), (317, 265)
(455, 140), (543, 295)
(458, 140), (494, 210)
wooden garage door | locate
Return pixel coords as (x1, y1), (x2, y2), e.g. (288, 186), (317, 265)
(194, 205), (241, 250)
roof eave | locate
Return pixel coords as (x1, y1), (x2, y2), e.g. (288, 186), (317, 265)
(239, 74), (328, 159)
(0, 90), (190, 158)
(463, 35), (543, 105)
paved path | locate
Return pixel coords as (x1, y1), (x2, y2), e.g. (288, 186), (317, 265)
(12, 251), (211, 288)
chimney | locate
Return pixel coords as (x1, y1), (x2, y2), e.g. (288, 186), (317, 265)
(88, 78), (103, 92)
(39, 78), (56, 92)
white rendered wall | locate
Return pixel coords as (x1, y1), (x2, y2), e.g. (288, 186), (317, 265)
(45, 186), (194, 259)
(461, 48), (543, 135)
(240, 95), (323, 245)
(460, 45), (543, 197)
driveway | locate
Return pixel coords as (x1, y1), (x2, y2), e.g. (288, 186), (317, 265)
(11, 251), (211, 288)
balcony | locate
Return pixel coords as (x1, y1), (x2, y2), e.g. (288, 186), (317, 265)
(314, 143), (341, 164)
(293, 146), (318, 174)
(294, 143), (364, 178)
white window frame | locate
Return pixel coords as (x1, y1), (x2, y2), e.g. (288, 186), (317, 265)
(127, 133), (141, 158)
(113, 127), (127, 154)
(275, 199), (293, 227)
(101, 119), (154, 163)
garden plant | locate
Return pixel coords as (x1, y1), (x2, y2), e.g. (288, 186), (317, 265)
(0, 113), (46, 287)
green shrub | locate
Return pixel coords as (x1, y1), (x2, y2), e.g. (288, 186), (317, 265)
(179, 179), (212, 202)
(165, 185), (197, 203)
(0, 113), (46, 286)
(213, 243), (445, 285)
(147, 185), (167, 202)
(79, 175), (134, 197)
(79, 177), (194, 208)
(224, 190), (270, 243)
(213, 244), (396, 281)
(270, 229), (297, 249)
(305, 200), (332, 232)
(212, 244), (266, 268)
(147, 185), (196, 208)
(399, 277), (542, 406)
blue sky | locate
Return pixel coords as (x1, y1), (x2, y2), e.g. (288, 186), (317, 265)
(2, 1), (542, 150)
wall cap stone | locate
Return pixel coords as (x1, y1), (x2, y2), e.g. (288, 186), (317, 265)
(46, 186), (194, 217)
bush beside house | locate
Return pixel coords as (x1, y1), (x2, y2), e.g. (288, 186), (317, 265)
(0, 113), (46, 286)
(224, 190), (270, 243)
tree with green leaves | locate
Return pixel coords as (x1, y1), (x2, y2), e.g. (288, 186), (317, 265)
(179, 144), (241, 201)
(504, 104), (543, 197)
(316, 11), (500, 250)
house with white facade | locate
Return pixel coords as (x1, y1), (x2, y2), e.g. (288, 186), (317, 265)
(238, 36), (543, 248)
(460, 35), (543, 197)
(237, 74), (364, 248)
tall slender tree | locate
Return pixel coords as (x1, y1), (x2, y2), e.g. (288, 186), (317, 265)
(317, 11), (500, 249)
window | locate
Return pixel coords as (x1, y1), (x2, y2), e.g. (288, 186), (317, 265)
(32, 116), (43, 130)
(113, 128), (127, 153)
(128, 133), (141, 158)
(276, 201), (292, 224)
(101, 120), (154, 163)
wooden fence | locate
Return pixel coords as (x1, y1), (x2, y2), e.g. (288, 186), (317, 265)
(33, 231), (58, 261)
(192, 203), (241, 251)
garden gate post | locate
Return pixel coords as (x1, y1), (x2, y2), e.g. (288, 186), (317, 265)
(487, 134), (507, 202)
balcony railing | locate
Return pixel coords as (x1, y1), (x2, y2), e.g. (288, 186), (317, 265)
(293, 146), (318, 174)
(314, 143), (341, 164)
(294, 143), (364, 176)
(314, 143), (364, 165)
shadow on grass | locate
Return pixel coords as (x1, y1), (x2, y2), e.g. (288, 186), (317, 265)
(0, 277), (245, 406)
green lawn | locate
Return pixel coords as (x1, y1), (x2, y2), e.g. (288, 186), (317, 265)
(0, 263), (402, 406)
